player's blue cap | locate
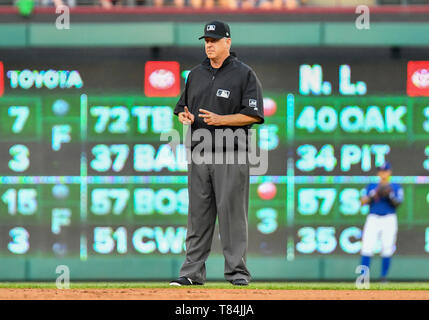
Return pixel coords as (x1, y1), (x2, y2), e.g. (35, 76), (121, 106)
(377, 162), (392, 171)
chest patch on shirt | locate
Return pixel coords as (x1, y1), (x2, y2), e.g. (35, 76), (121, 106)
(216, 89), (230, 99)
(249, 99), (258, 110)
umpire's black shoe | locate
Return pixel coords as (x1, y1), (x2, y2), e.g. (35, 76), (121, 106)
(230, 279), (249, 286)
(169, 277), (203, 286)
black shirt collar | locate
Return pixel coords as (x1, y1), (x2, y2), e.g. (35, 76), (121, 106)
(202, 53), (237, 70)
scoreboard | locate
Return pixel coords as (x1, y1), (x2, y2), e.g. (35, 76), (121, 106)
(1, 51), (429, 268)
(290, 95), (429, 258)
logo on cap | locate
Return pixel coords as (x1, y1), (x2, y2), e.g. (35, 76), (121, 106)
(207, 25), (216, 31)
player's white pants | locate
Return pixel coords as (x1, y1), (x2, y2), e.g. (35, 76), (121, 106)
(360, 213), (398, 257)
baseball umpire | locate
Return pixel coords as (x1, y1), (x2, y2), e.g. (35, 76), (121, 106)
(169, 21), (265, 286)
(359, 162), (404, 282)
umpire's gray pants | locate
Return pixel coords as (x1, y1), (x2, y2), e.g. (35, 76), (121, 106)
(179, 154), (251, 283)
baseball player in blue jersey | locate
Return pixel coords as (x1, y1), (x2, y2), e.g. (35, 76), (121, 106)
(359, 162), (404, 282)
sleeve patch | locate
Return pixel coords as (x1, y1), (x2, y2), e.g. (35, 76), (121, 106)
(249, 99), (257, 109)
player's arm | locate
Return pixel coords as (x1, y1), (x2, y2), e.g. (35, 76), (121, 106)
(387, 186), (404, 208)
(361, 196), (371, 206)
(361, 187), (377, 205)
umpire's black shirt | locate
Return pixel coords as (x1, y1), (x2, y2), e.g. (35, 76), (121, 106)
(174, 53), (264, 152)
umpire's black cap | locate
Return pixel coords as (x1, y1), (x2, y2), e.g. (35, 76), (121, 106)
(198, 21), (231, 40)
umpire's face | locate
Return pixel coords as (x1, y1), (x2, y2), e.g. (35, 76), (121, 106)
(205, 37), (231, 60)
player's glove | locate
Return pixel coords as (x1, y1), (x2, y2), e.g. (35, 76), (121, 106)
(376, 184), (392, 199)
(377, 184), (402, 208)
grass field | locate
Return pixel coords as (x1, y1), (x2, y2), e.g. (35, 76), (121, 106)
(1, 282), (429, 290)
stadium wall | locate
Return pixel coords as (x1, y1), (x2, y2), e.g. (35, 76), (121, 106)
(1, 256), (429, 281)
(2, 22), (429, 47)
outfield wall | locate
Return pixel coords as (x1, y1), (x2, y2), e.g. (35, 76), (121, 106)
(2, 22), (429, 47)
(0, 256), (426, 281)
(0, 255), (422, 281)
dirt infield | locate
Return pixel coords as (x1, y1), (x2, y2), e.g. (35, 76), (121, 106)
(1, 288), (429, 300)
